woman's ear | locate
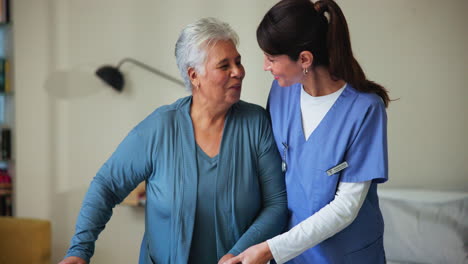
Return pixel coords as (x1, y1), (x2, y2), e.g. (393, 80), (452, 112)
(299, 51), (313, 69)
(188, 67), (199, 89)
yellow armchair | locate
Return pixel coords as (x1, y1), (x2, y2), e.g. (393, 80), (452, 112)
(0, 217), (51, 264)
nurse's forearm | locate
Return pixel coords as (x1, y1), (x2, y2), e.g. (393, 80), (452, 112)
(267, 181), (371, 264)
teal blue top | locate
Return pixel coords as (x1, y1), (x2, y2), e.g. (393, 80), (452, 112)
(188, 145), (219, 263)
(65, 96), (288, 264)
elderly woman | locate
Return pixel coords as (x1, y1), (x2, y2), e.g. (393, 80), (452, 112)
(59, 17), (287, 264)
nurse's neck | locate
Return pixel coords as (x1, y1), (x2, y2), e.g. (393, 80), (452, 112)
(301, 66), (346, 97)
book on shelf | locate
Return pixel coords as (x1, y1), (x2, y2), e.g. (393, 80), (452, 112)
(0, 162), (12, 216)
(0, 127), (10, 160)
(0, 58), (10, 94)
(0, 58), (4, 93)
(0, 0), (10, 24)
(0, 194), (12, 216)
(0, 95), (4, 124)
(4, 59), (10, 93)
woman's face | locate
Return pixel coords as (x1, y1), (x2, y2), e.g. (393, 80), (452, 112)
(263, 53), (303, 87)
(196, 39), (245, 108)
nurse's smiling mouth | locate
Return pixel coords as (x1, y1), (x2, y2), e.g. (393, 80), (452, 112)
(270, 73), (280, 80)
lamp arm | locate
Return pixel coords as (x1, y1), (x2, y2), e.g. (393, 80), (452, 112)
(117, 57), (185, 87)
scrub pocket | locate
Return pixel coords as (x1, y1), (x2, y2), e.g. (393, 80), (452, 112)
(299, 166), (340, 213)
(344, 235), (385, 264)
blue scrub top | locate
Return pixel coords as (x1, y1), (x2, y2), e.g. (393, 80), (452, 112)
(268, 81), (388, 263)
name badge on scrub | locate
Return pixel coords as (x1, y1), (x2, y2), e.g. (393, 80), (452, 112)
(327, 161), (348, 176)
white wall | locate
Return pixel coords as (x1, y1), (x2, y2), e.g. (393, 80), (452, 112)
(13, 0), (467, 263)
(339, 0), (468, 191)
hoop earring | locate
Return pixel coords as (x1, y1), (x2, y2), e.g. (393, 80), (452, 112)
(303, 68), (309, 75)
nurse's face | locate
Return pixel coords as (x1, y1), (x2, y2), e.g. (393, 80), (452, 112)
(263, 53), (303, 87)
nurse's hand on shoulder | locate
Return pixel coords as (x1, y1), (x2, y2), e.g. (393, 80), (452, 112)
(58, 256), (87, 264)
(223, 242), (272, 264)
(218, 253), (236, 264)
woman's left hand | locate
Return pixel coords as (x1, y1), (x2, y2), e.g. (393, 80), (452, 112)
(223, 242), (273, 264)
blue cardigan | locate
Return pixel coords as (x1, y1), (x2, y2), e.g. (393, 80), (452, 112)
(66, 96), (288, 263)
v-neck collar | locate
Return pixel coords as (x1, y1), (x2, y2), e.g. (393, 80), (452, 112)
(294, 83), (349, 144)
(196, 143), (219, 162)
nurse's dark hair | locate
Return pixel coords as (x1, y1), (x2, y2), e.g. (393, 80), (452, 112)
(257, 0), (390, 107)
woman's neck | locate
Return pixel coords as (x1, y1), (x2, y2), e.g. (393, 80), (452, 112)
(190, 93), (229, 158)
(301, 66), (346, 97)
(190, 94), (229, 128)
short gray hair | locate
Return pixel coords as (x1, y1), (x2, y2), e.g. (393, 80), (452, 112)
(175, 17), (239, 91)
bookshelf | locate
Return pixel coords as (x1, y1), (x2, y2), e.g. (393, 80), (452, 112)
(0, 0), (13, 216)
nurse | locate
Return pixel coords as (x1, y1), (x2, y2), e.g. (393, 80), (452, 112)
(225, 0), (390, 263)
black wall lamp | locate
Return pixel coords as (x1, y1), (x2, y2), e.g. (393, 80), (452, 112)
(95, 57), (185, 92)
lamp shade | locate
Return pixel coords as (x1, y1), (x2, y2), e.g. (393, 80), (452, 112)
(95, 65), (124, 92)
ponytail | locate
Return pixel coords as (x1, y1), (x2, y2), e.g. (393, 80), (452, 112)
(315, 0), (390, 107)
